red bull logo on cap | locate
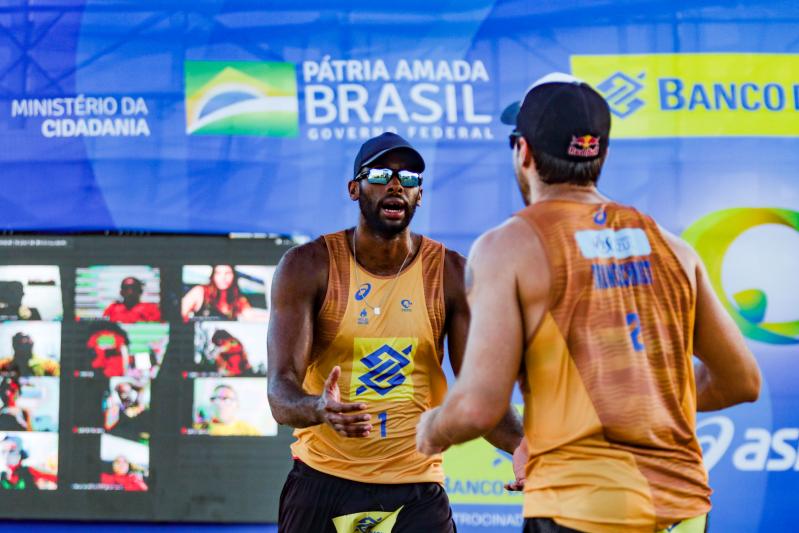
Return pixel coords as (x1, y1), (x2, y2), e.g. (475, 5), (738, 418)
(567, 134), (600, 157)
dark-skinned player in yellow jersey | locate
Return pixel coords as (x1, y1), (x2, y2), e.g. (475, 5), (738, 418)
(268, 132), (525, 533)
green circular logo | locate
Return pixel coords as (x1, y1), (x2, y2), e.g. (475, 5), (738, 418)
(683, 207), (799, 345)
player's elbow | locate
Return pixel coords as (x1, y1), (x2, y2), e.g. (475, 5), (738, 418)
(737, 368), (761, 404)
(266, 391), (288, 425)
(461, 402), (504, 435)
(722, 368), (761, 407)
(266, 381), (287, 425)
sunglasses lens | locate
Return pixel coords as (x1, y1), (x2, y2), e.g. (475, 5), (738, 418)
(363, 169), (421, 187)
(366, 168), (393, 184)
(397, 171), (421, 187)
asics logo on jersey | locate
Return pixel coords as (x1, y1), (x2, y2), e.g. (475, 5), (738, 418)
(593, 207), (607, 225)
(355, 343), (412, 396)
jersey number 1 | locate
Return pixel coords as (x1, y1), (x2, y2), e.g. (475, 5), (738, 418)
(378, 411), (387, 438)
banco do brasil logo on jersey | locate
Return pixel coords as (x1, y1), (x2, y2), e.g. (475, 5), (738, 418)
(351, 338), (416, 402)
(184, 61), (299, 136)
(683, 207), (799, 345)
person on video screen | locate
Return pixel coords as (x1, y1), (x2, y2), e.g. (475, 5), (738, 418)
(210, 329), (253, 377)
(0, 281), (41, 321)
(87, 323), (131, 378)
(102, 277), (161, 323)
(0, 377), (31, 431)
(0, 332), (60, 378)
(181, 265), (266, 322)
(99, 454), (147, 492)
(104, 380), (149, 441)
(0, 435), (56, 490)
(193, 384), (261, 436)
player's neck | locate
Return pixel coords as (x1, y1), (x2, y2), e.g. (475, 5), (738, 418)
(350, 225), (417, 276)
(529, 178), (607, 205)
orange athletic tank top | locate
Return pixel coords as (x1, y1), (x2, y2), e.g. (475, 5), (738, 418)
(291, 230), (448, 484)
(516, 201), (711, 533)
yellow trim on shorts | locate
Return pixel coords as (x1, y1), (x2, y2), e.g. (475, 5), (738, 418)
(657, 513), (707, 533)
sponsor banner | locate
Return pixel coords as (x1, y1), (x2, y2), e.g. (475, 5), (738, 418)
(450, 504), (524, 531)
(10, 95), (151, 138)
(571, 54), (799, 137)
(300, 57), (496, 142)
(443, 438), (522, 506)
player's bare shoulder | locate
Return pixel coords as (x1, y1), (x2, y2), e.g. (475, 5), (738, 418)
(470, 216), (545, 271)
(272, 236), (329, 303)
(656, 224), (700, 291)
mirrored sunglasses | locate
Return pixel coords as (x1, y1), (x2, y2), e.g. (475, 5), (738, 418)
(355, 168), (422, 187)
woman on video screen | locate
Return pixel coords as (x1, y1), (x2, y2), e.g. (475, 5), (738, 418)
(181, 265), (258, 321)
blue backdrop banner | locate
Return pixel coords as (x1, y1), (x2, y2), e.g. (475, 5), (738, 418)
(1, 1), (797, 531)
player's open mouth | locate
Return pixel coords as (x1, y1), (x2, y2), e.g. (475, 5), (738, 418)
(381, 198), (407, 220)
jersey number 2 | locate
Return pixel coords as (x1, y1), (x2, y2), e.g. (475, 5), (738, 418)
(627, 313), (645, 352)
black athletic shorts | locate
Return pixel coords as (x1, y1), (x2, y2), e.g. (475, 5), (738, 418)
(278, 460), (456, 533)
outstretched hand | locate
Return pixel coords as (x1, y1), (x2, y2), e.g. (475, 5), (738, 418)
(317, 366), (372, 437)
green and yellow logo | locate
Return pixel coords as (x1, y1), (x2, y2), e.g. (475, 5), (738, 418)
(184, 61), (299, 136)
(683, 208), (799, 344)
(571, 54), (799, 138)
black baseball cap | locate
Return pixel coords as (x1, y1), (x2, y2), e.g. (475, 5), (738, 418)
(501, 72), (611, 162)
(352, 132), (425, 179)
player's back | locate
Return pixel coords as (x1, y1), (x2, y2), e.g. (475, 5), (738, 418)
(517, 200), (710, 533)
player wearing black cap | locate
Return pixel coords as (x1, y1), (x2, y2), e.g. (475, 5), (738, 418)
(417, 73), (760, 533)
(268, 132), (524, 532)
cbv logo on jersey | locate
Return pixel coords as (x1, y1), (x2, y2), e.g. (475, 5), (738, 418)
(350, 338), (417, 402)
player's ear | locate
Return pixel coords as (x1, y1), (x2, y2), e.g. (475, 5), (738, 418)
(517, 136), (534, 169)
(348, 179), (359, 201)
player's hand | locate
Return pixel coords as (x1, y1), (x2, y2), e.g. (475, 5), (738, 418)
(416, 407), (448, 455)
(317, 366), (372, 438)
(504, 438), (528, 491)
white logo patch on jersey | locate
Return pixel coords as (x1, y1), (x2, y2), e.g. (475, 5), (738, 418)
(574, 228), (652, 260)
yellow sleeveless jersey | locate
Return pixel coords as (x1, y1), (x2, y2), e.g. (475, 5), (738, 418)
(291, 230), (448, 484)
(517, 201), (711, 533)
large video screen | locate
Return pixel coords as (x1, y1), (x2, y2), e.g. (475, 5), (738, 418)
(0, 235), (295, 522)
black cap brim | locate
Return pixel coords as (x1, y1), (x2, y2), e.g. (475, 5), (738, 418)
(500, 101), (521, 126)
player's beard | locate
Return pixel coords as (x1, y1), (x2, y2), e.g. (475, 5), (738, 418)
(358, 194), (416, 238)
(514, 152), (531, 206)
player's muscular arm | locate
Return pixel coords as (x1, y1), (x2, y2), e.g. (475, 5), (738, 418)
(443, 250), (524, 454)
(693, 256), (761, 410)
(267, 241), (372, 436)
(419, 219), (547, 453)
(660, 229), (761, 411)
